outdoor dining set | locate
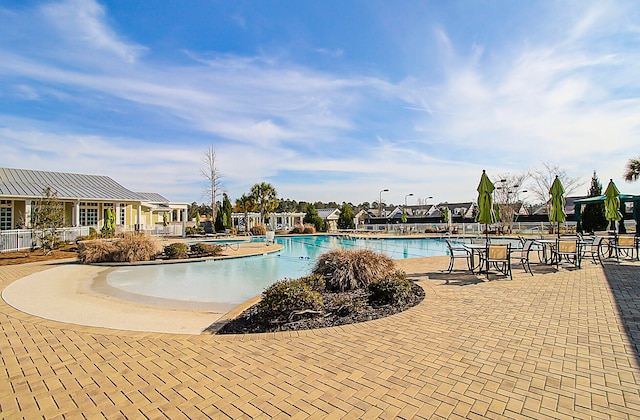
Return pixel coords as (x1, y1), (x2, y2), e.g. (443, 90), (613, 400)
(455, 169), (640, 280)
(445, 233), (639, 280)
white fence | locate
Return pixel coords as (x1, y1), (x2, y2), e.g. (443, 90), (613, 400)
(1, 224), (185, 253)
(358, 222), (581, 236)
(0, 227), (90, 253)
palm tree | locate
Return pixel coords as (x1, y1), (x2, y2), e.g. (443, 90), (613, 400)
(250, 182), (278, 225)
(624, 156), (640, 182)
(235, 194), (256, 233)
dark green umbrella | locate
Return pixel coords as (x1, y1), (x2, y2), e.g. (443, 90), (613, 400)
(549, 175), (566, 237)
(476, 170), (496, 236)
(604, 179), (622, 231)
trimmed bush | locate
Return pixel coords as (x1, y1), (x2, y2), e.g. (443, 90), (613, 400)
(77, 239), (117, 264)
(258, 278), (324, 316)
(313, 248), (395, 292)
(164, 242), (189, 259)
(112, 233), (157, 262)
(300, 273), (325, 292)
(250, 224), (267, 235)
(332, 294), (366, 316)
(368, 270), (411, 306)
(190, 243), (222, 256)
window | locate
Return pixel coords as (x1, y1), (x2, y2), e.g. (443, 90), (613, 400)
(0, 200), (12, 230)
(79, 202), (98, 227)
(120, 204), (126, 226)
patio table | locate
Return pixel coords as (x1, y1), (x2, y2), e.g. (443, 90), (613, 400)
(535, 239), (557, 264)
(464, 243), (488, 273)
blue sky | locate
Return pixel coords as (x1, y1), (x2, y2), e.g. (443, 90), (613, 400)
(1, 0), (639, 206)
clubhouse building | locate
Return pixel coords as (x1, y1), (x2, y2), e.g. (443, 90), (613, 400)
(0, 167), (188, 233)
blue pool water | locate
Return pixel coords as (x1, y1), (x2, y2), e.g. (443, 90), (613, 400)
(106, 236), (449, 306)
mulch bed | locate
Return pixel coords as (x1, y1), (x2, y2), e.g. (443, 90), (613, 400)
(213, 282), (425, 334)
(0, 248), (78, 266)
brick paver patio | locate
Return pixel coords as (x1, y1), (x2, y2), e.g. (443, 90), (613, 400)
(2, 256), (640, 418)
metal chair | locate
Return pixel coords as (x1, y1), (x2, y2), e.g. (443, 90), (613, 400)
(613, 235), (638, 263)
(555, 239), (581, 269)
(512, 239), (535, 275)
(445, 239), (471, 273)
(485, 243), (512, 279)
(581, 235), (604, 265)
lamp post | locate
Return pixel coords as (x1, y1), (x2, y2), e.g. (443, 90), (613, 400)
(404, 193), (414, 207)
(379, 189), (389, 217)
(423, 196), (433, 216)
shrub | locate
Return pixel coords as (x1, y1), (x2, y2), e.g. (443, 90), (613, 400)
(77, 239), (117, 264)
(258, 278), (324, 316)
(164, 242), (189, 259)
(313, 249), (395, 292)
(112, 233), (157, 262)
(77, 234), (156, 263)
(332, 294), (366, 316)
(289, 224), (305, 234)
(300, 273), (325, 292)
(302, 224), (316, 234)
(190, 243), (222, 256)
(250, 224), (267, 235)
(368, 270), (412, 306)
(424, 227), (437, 233)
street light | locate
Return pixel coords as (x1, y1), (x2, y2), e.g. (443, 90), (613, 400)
(404, 193), (414, 207)
(379, 189), (389, 217)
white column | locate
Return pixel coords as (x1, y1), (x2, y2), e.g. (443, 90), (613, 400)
(115, 203), (121, 226)
(181, 209), (187, 237)
(137, 204), (142, 231)
(24, 200), (32, 228)
(73, 201), (80, 227)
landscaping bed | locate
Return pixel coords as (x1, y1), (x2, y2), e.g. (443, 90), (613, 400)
(213, 282), (425, 334)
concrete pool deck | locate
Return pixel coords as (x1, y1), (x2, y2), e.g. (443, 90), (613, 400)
(1, 241), (284, 334)
(2, 248), (640, 417)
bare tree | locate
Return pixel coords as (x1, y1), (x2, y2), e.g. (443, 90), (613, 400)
(528, 162), (583, 207)
(31, 187), (65, 255)
(493, 172), (528, 233)
(201, 145), (224, 222)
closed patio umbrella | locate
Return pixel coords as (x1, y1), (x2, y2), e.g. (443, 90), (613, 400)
(549, 175), (565, 237)
(604, 179), (622, 232)
(476, 170), (496, 238)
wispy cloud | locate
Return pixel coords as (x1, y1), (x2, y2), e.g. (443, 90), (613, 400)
(1, 0), (639, 204)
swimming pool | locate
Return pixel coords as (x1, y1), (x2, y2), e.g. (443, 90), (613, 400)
(106, 236), (450, 307)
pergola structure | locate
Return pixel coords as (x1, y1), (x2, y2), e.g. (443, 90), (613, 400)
(574, 194), (640, 233)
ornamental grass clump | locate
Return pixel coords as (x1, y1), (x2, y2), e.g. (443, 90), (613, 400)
(77, 233), (156, 263)
(302, 224), (316, 234)
(250, 225), (267, 235)
(77, 239), (117, 264)
(112, 233), (157, 262)
(313, 248), (395, 292)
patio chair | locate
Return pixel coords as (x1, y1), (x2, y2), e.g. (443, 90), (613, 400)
(555, 239), (581, 269)
(613, 235), (638, 263)
(581, 235), (604, 265)
(485, 243), (512, 279)
(445, 239), (471, 273)
(511, 239), (535, 275)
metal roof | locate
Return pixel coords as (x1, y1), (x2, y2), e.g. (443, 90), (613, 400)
(0, 168), (143, 201)
(317, 208), (340, 219)
(137, 192), (169, 203)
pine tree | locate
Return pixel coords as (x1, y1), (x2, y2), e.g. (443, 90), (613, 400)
(337, 203), (355, 229)
(581, 171), (608, 233)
